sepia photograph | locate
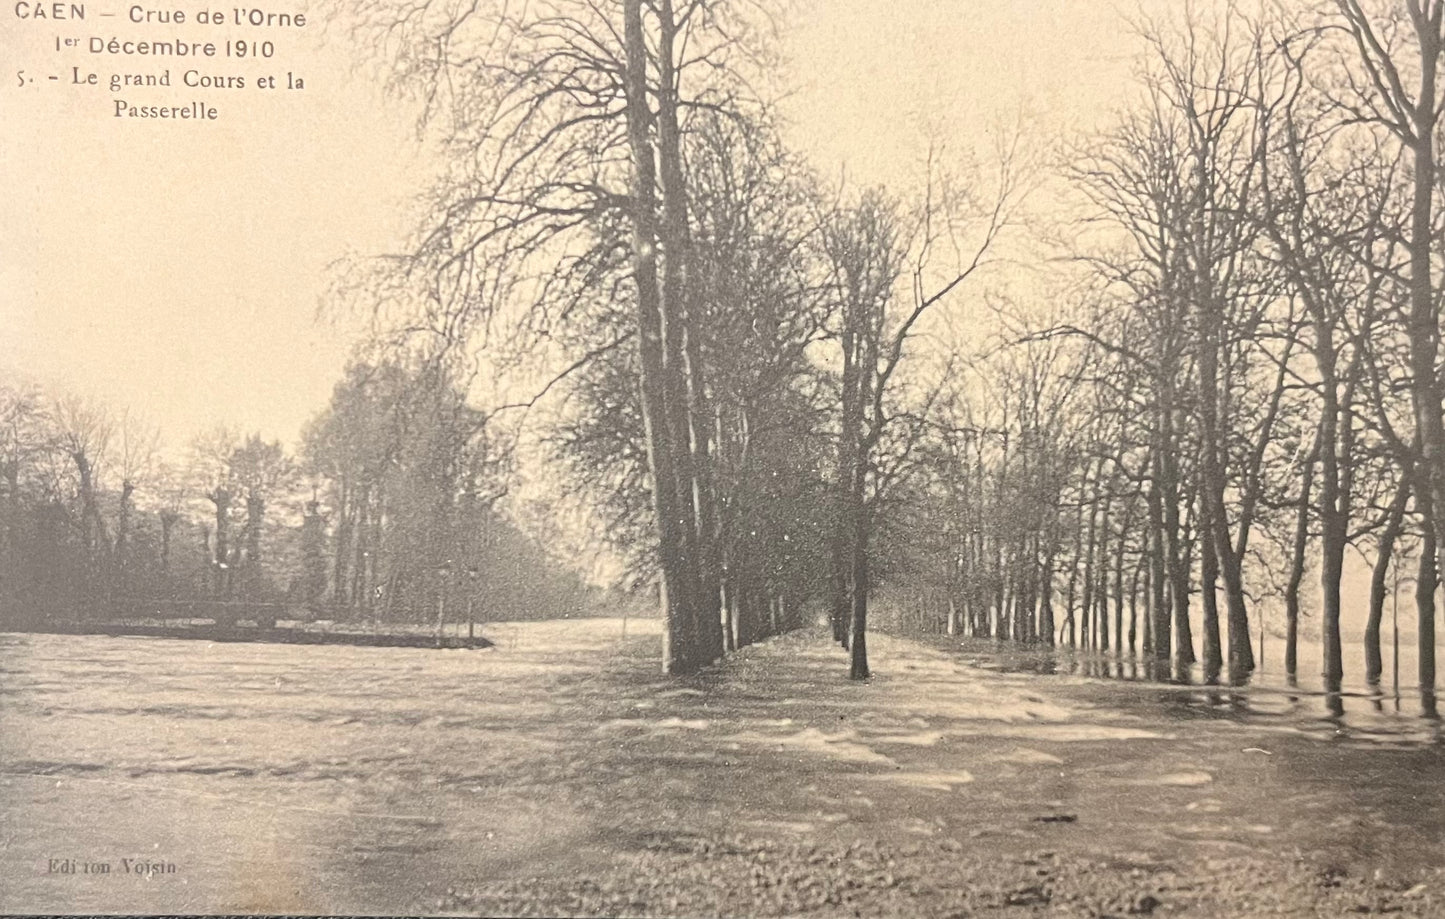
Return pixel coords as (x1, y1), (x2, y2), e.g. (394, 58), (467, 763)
(3, 0), (1445, 915)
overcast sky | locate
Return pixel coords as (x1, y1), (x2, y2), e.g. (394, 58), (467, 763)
(0, 0), (1172, 450)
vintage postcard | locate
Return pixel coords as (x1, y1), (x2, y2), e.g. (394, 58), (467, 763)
(3, 0), (1444, 915)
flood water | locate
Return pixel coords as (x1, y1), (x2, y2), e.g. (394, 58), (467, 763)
(0, 622), (627, 914)
(3, 618), (1444, 915)
(938, 633), (1445, 746)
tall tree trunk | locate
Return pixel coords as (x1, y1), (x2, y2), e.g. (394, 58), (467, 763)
(1188, 115), (1240, 680)
(1218, 531), (1253, 680)
(1081, 460), (1101, 652)
(74, 452), (100, 555)
(1150, 424), (1175, 669)
(1409, 54), (1445, 707)
(1200, 519), (1223, 684)
(833, 310), (864, 653)
(1284, 451), (1314, 685)
(721, 558), (737, 653)
(116, 480), (135, 564)
(333, 478), (352, 608)
(1039, 544), (1056, 647)
(1419, 497), (1438, 712)
(1129, 538), (1144, 657)
(245, 495), (265, 567)
(352, 486), (370, 614)
(1096, 483), (1112, 653)
(1366, 478), (1411, 686)
(209, 487), (231, 598)
(1138, 515), (1150, 657)
(159, 511), (177, 575)
(848, 493), (870, 680)
(623, 0), (701, 675)
(1319, 338), (1348, 692)
(1112, 501), (1131, 656)
(1064, 515), (1079, 648)
(830, 528), (851, 647)
(1017, 533), (1036, 642)
(655, 0), (722, 666)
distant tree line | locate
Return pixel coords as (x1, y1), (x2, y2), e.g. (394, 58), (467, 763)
(0, 359), (590, 629)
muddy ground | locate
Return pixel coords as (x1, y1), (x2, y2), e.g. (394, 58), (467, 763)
(2, 618), (1443, 916)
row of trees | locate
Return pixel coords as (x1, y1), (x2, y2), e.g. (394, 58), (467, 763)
(345, 0), (1016, 677)
(0, 360), (589, 628)
(300, 355), (592, 623)
(343, 0), (1445, 698)
(0, 379), (299, 622)
(862, 2), (1445, 706)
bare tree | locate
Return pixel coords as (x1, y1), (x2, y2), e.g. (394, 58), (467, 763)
(191, 426), (240, 599)
(114, 409), (160, 565)
(338, 0), (776, 673)
(823, 143), (1021, 680)
(1330, 0), (1445, 699)
(50, 395), (114, 560)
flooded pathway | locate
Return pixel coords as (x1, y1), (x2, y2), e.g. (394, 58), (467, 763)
(2, 620), (1442, 915)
